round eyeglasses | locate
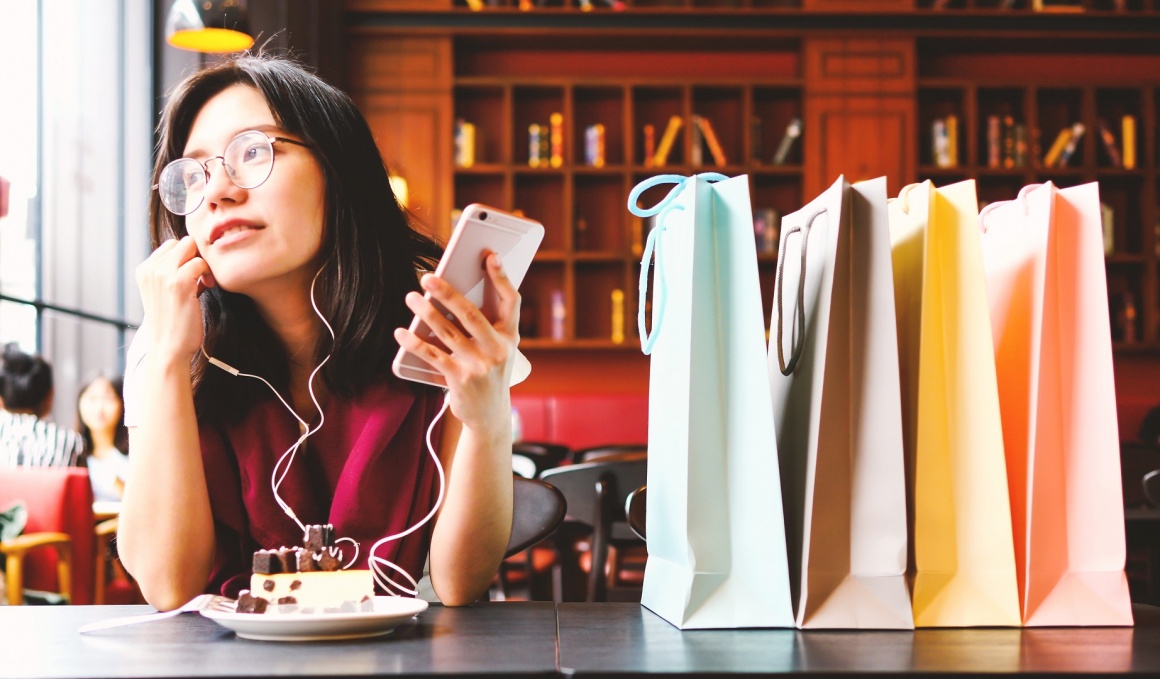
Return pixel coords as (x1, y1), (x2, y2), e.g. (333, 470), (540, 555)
(154, 130), (311, 216)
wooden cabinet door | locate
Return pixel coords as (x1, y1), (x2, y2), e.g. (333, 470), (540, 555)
(804, 95), (915, 199)
(803, 38), (915, 198)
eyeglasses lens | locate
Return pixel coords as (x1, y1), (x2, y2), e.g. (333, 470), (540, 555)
(158, 131), (275, 216)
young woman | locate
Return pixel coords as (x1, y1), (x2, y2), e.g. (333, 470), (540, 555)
(117, 54), (518, 611)
(76, 375), (130, 503)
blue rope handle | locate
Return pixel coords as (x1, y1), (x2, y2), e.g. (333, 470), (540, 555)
(627, 173), (729, 355)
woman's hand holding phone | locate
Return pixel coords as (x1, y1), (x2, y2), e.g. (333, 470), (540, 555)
(135, 235), (217, 362)
(394, 251), (521, 432)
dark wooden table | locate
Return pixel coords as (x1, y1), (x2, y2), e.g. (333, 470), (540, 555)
(7, 601), (1160, 678)
(556, 603), (1160, 676)
(1, 602), (558, 679)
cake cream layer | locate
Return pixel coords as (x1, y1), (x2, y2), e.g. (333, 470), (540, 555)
(250, 569), (374, 610)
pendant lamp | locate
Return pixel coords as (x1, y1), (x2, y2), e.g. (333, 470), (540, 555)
(165, 0), (254, 54)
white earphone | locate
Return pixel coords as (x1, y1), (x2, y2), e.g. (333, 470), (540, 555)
(203, 265), (447, 596)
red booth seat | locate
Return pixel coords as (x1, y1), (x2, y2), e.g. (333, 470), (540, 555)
(512, 392), (648, 451)
(0, 467), (95, 604)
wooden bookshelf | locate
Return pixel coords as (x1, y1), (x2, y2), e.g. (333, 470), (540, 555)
(342, 4), (1160, 398)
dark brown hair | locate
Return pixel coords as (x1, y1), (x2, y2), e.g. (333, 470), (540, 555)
(149, 54), (442, 424)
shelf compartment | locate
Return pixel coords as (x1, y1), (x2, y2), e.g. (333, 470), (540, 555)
(573, 85), (626, 168)
(1036, 87), (1085, 170)
(691, 85), (745, 169)
(574, 174), (629, 253)
(1096, 88), (1143, 170)
(515, 174), (567, 251)
(574, 262), (631, 343)
(455, 85), (508, 165)
(454, 174), (509, 217)
(975, 175), (1029, 212)
(520, 261), (566, 343)
(918, 86), (967, 169)
(752, 85), (804, 166)
(1108, 267), (1146, 345)
(1097, 174), (1146, 255)
(513, 85), (566, 167)
(631, 85), (685, 167)
(977, 87), (1027, 170)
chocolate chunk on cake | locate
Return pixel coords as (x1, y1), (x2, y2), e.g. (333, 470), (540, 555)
(236, 524), (373, 615)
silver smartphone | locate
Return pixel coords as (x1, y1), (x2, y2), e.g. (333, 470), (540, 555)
(392, 204), (544, 388)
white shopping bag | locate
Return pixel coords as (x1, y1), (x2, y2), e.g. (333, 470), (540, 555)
(769, 176), (913, 629)
(629, 173), (794, 629)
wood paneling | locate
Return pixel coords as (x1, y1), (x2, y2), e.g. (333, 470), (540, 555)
(348, 36), (453, 238)
(805, 38), (915, 96)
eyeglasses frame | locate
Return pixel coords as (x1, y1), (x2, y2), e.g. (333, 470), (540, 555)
(153, 130), (312, 216)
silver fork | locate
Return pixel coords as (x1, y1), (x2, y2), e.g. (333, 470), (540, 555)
(78, 594), (237, 634)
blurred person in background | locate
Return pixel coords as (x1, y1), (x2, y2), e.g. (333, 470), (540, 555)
(77, 374), (130, 502)
(0, 343), (84, 468)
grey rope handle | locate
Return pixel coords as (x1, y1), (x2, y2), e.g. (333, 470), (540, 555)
(775, 208), (826, 375)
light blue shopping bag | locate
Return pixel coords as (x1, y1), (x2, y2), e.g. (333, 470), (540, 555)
(629, 173), (794, 629)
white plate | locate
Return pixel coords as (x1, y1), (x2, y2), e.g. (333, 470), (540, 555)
(201, 596), (428, 642)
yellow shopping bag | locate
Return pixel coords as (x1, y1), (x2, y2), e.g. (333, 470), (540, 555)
(888, 180), (1020, 627)
(980, 182), (1132, 626)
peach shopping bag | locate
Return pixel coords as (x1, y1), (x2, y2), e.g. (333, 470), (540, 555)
(887, 180), (1021, 627)
(979, 182), (1132, 627)
(768, 176), (913, 629)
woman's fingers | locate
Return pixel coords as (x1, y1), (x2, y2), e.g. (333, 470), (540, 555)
(482, 252), (521, 336)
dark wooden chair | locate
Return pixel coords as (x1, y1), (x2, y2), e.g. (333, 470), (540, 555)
(540, 455), (647, 602)
(494, 476), (567, 601)
(625, 484), (646, 541)
(570, 444), (647, 464)
(512, 441), (570, 479)
(1144, 469), (1160, 509)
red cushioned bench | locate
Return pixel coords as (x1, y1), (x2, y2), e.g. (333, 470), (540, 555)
(511, 392), (648, 452)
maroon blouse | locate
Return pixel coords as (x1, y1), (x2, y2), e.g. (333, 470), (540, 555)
(198, 379), (444, 597)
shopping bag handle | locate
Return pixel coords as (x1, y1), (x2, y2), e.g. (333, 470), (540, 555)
(628, 173), (729, 355)
(978, 183), (1044, 233)
(774, 208), (826, 375)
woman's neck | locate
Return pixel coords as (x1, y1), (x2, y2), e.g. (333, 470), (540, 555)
(90, 429), (119, 456)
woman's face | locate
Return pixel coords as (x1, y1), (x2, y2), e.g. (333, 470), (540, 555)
(79, 378), (122, 434)
(181, 83), (327, 297)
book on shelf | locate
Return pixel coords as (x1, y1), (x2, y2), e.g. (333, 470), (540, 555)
(932, 115), (958, 168)
(1097, 119), (1123, 168)
(1012, 123), (1028, 168)
(1056, 122), (1085, 167)
(528, 123), (545, 168)
(694, 115), (728, 167)
(986, 115), (1002, 168)
(1122, 115), (1137, 170)
(1101, 201), (1115, 256)
(690, 114), (703, 167)
(1042, 125), (1073, 168)
(549, 113), (564, 168)
(642, 124), (656, 167)
(652, 115), (683, 167)
(772, 117), (802, 166)
(1033, 0), (1085, 11)
(584, 124), (605, 167)
(454, 119), (476, 168)
(1001, 116), (1016, 169)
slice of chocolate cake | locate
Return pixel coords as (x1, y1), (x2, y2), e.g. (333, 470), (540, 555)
(236, 524), (374, 614)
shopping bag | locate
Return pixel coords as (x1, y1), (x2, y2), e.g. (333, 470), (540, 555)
(887, 179), (1021, 627)
(628, 172), (794, 629)
(979, 181), (1133, 626)
(769, 175), (913, 629)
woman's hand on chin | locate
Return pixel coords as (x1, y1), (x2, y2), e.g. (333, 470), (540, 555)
(136, 235), (216, 362)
